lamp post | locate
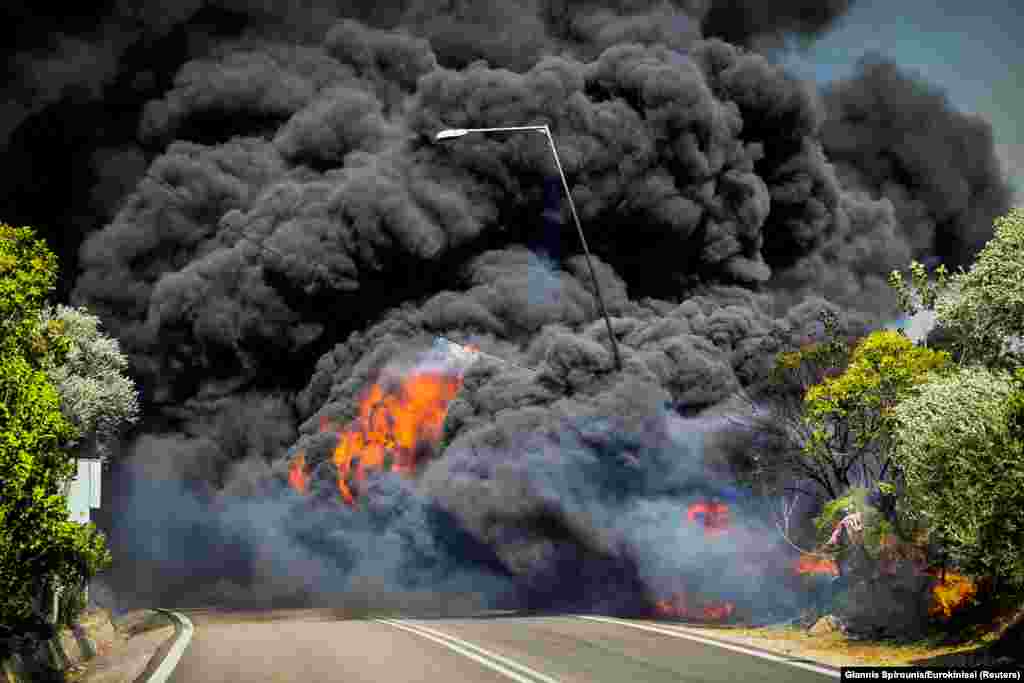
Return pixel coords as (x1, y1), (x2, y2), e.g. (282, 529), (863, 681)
(434, 125), (623, 372)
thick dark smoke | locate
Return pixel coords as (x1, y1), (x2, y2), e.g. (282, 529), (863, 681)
(283, 248), (864, 611)
(1, 0), (1013, 612)
(820, 55), (1014, 272)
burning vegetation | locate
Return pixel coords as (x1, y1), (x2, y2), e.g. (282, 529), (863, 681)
(289, 365), (467, 503)
(687, 500), (731, 537)
(928, 570), (979, 619)
(648, 500), (740, 622)
(285, 368), (981, 628)
(332, 371), (463, 503)
(258, 336), (992, 629)
(288, 452), (309, 494)
(654, 592), (738, 622)
(795, 555), (840, 577)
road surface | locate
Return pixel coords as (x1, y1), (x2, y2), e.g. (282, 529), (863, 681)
(166, 609), (837, 683)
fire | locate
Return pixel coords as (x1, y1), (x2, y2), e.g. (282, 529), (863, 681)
(928, 569), (978, 618)
(294, 370), (463, 504)
(284, 340), (490, 503)
(650, 499), (738, 622)
(288, 452), (308, 494)
(655, 591), (737, 622)
(687, 500), (730, 535)
(795, 554), (839, 576)
(333, 371), (462, 503)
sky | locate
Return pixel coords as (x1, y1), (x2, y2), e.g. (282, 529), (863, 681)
(781, 0), (1023, 206)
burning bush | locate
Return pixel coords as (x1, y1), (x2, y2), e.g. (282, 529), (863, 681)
(654, 591), (737, 622)
(288, 452), (309, 494)
(687, 499), (731, 536)
(928, 570), (979, 620)
(801, 488), (988, 634)
(795, 555), (838, 577)
(289, 356), (471, 504)
(646, 498), (742, 622)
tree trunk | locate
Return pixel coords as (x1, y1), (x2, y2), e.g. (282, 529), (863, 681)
(47, 576), (61, 626)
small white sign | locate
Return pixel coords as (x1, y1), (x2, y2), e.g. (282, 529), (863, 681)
(88, 459), (101, 509)
(67, 459), (102, 524)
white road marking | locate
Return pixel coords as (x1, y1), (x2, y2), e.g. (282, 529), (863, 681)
(376, 618), (563, 683)
(578, 615), (841, 679)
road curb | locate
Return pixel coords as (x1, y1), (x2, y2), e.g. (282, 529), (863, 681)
(137, 610), (193, 683)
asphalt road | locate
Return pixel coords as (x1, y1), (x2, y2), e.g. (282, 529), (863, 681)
(166, 609), (838, 683)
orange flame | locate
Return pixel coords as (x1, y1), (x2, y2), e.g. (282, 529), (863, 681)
(687, 500), (730, 536)
(927, 570), (977, 618)
(288, 452), (308, 494)
(795, 554), (839, 576)
(649, 501), (737, 623)
(331, 370), (463, 504)
(655, 591), (737, 622)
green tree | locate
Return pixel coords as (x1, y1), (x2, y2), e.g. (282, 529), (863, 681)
(37, 304), (139, 460)
(736, 312), (951, 562)
(801, 328), (952, 491)
(889, 366), (1024, 592)
(890, 208), (1024, 369)
(745, 316), (949, 505)
(0, 224), (111, 631)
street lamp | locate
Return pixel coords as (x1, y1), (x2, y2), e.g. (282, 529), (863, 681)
(434, 124), (623, 372)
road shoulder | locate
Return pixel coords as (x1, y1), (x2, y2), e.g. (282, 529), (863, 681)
(64, 610), (179, 683)
(672, 623), (1000, 668)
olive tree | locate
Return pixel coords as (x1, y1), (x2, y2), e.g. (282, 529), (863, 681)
(37, 304), (139, 460)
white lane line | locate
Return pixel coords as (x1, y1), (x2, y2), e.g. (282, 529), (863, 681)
(384, 620), (563, 683)
(578, 615), (840, 679)
(376, 618), (563, 683)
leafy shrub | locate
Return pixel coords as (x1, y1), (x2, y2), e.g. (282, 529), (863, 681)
(890, 366), (1024, 591)
(933, 209), (1024, 367)
(0, 223), (112, 629)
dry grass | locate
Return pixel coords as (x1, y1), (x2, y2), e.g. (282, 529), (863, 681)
(111, 609), (173, 637)
(694, 623), (1003, 668)
(685, 583), (1024, 668)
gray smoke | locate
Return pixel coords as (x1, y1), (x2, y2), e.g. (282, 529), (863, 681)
(102, 442), (513, 611)
(282, 247), (866, 611)
(3, 2), (1001, 611)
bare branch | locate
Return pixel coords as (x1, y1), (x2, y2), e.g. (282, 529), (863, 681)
(770, 493), (837, 559)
